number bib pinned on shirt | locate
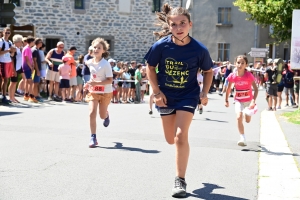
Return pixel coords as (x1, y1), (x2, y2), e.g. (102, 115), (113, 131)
(235, 90), (250, 100)
(90, 85), (105, 93)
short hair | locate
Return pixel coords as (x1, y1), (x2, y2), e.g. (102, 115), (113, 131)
(26, 36), (35, 44)
(22, 37), (27, 43)
(12, 34), (23, 43)
(34, 38), (42, 45)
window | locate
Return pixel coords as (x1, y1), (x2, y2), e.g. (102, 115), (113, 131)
(119, 0), (131, 13)
(10, 0), (20, 6)
(152, 0), (161, 12)
(75, 0), (84, 9)
(46, 38), (60, 52)
(218, 43), (230, 61)
(218, 7), (231, 24)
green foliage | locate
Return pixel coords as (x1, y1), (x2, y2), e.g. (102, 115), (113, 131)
(282, 110), (300, 125)
(233, 0), (300, 42)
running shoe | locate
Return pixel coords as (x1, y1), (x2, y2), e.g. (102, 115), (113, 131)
(103, 112), (110, 127)
(23, 95), (29, 101)
(149, 110), (153, 115)
(237, 138), (247, 146)
(48, 96), (53, 101)
(89, 137), (98, 148)
(276, 106), (281, 109)
(230, 94), (234, 97)
(1, 97), (11, 104)
(29, 97), (39, 103)
(53, 96), (62, 102)
(218, 93), (223, 96)
(267, 107), (273, 111)
(172, 177), (187, 198)
(199, 108), (203, 114)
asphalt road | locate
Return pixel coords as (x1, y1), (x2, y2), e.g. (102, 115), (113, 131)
(0, 91), (266, 200)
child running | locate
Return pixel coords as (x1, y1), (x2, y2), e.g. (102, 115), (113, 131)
(145, 4), (213, 198)
(84, 38), (113, 148)
(225, 55), (258, 146)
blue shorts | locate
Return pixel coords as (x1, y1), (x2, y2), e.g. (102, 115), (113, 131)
(33, 74), (40, 83)
(83, 75), (90, 84)
(59, 79), (70, 88)
(24, 70), (32, 80)
(158, 97), (198, 116)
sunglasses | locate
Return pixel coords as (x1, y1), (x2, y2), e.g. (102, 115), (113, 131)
(5, 32), (10, 34)
(58, 46), (64, 49)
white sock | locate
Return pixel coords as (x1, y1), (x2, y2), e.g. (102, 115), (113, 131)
(240, 134), (245, 140)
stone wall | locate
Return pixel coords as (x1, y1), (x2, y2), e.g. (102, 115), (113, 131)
(14, 0), (181, 61)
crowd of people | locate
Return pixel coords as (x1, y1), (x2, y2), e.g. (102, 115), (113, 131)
(0, 27), (149, 105)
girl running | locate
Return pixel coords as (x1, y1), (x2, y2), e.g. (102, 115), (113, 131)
(84, 38), (113, 148)
(145, 4), (213, 197)
(225, 55), (258, 147)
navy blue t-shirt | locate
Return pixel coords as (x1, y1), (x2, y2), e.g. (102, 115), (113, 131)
(144, 35), (213, 102)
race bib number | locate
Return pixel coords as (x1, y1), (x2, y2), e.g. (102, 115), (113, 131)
(90, 85), (105, 93)
(235, 90), (250, 100)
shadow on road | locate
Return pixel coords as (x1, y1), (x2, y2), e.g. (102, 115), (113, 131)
(192, 118), (228, 123)
(186, 183), (249, 200)
(98, 142), (160, 154)
(205, 110), (226, 114)
(0, 111), (22, 116)
(241, 146), (299, 156)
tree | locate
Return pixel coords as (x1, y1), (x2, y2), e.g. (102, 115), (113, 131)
(233, 0), (300, 42)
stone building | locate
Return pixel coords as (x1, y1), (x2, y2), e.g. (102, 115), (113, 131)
(183, 0), (291, 63)
(11, 0), (181, 61)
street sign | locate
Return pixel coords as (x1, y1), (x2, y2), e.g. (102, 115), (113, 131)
(251, 48), (269, 52)
(0, 3), (16, 24)
(250, 51), (266, 57)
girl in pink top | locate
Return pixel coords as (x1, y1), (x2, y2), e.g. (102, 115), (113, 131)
(225, 55), (258, 147)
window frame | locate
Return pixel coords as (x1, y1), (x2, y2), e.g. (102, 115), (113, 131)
(217, 43), (230, 62)
(75, 0), (84, 9)
(152, 0), (161, 13)
(218, 7), (231, 24)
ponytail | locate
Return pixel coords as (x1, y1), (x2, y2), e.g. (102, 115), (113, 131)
(153, 3), (173, 40)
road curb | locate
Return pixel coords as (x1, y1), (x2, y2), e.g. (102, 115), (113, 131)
(258, 110), (300, 199)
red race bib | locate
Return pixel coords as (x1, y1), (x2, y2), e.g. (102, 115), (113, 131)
(90, 85), (105, 93)
(235, 90), (250, 100)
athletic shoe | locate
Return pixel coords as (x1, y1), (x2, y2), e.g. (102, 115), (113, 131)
(172, 177), (187, 198)
(277, 106), (281, 109)
(1, 97), (11, 104)
(230, 94), (234, 97)
(237, 138), (247, 146)
(103, 112), (110, 127)
(199, 108), (203, 114)
(23, 95), (29, 101)
(218, 93), (223, 96)
(267, 107), (273, 111)
(89, 137), (98, 148)
(36, 96), (44, 102)
(29, 97), (39, 103)
(48, 96), (53, 101)
(53, 96), (62, 102)
(285, 104), (289, 107)
(149, 110), (153, 115)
